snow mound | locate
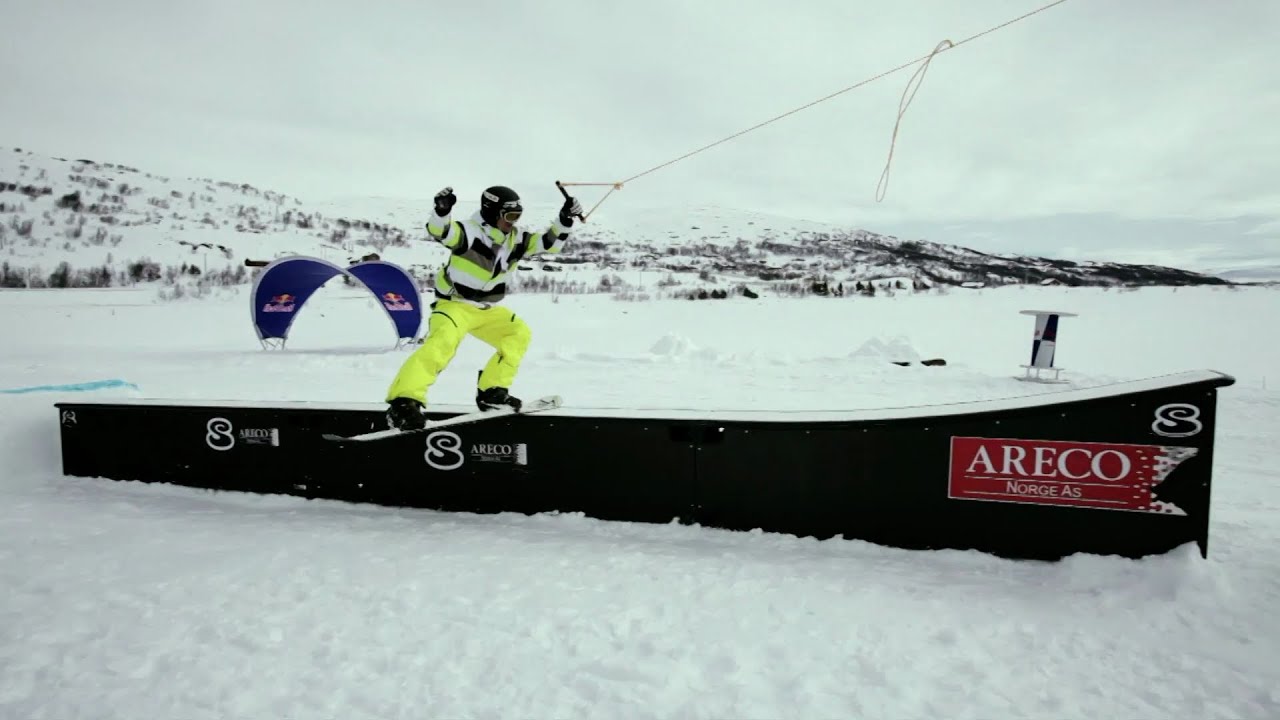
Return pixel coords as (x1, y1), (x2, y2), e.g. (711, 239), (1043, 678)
(648, 334), (720, 363)
(849, 336), (923, 365)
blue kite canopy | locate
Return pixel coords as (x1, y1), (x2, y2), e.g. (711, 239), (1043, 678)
(346, 259), (422, 342)
(250, 255), (423, 348)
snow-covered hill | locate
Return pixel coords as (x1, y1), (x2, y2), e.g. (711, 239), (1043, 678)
(0, 148), (1228, 297)
(1208, 263), (1280, 284)
(0, 148), (415, 292)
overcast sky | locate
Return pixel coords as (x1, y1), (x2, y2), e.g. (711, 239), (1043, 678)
(2, 0), (1277, 271)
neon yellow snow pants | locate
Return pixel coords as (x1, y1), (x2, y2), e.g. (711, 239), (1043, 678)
(385, 300), (532, 405)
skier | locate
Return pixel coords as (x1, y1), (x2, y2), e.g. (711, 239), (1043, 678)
(383, 184), (582, 430)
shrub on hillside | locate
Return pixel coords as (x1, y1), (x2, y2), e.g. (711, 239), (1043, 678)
(154, 264), (250, 301)
(44, 261), (114, 288)
(612, 290), (652, 302)
(56, 191), (82, 211)
(77, 264), (113, 288)
(128, 258), (162, 283)
(1, 261), (27, 288)
(48, 261), (71, 288)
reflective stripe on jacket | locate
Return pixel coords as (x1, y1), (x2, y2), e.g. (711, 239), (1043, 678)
(426, 210), (570, 305)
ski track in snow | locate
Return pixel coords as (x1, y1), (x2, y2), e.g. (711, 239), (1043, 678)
(1, 285), (1279, 719)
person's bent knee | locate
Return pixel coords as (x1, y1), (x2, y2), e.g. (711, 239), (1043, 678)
(510, 320), (532, 353)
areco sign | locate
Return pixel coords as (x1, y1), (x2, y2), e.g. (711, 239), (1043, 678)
(948, 437), (1197, 515)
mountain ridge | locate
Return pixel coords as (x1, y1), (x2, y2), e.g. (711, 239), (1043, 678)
(0, 147), (1230, 296)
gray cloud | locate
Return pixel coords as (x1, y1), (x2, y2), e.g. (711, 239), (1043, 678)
(1, 0), (1276, 269)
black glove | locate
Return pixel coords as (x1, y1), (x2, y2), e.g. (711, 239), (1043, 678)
(559, 195), (583, 227)
(433, 187), (457, 216)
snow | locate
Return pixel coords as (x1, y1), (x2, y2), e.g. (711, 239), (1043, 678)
(2, 283), (1279, 718)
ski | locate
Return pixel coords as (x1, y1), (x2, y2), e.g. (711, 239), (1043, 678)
(323, 395), (563, 443)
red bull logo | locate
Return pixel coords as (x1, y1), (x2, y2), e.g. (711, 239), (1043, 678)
(262, 293), (297, 313)
(382, 291), (413, 312)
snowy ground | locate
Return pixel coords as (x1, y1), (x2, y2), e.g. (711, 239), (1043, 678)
(1, 284), (1278, 719)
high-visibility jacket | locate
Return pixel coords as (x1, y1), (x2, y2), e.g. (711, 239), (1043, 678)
(426, 209), (571, 306)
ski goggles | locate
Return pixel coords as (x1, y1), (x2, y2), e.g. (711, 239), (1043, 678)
(500, 208), (522, 223)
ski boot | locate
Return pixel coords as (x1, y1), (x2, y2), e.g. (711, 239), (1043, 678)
(386, 397), (427, 431)
(476, 386), (522, 413)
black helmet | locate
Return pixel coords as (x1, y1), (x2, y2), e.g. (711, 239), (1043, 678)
(479, 185), (522, 226)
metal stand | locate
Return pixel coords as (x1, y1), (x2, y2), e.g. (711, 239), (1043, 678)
(1015, 310), (1077, 384)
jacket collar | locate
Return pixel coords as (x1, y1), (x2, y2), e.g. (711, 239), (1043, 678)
(470, 211), (513, 244)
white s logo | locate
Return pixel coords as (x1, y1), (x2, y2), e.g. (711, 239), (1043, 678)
(1152, 403), (1202, 438)
(206, 417), (234, 451)
(425, 431), (464, 470)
